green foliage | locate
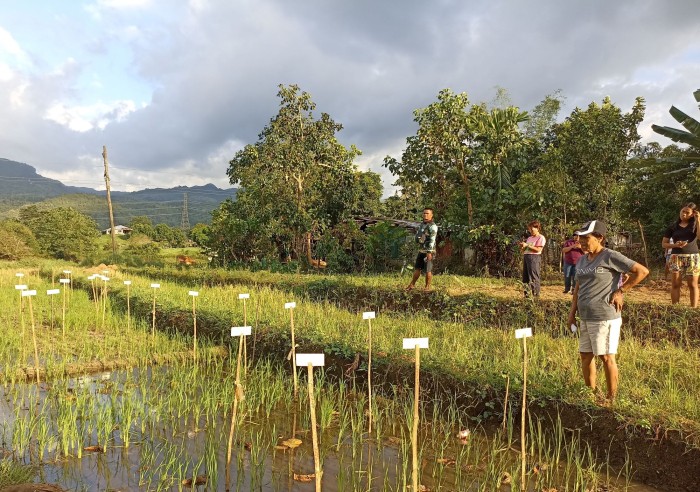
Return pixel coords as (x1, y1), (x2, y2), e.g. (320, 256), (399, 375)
(620, 144), (698, 244)
(189, 223), (210, 246)
(384, 88), (531, 230)
(0, 459), (35, 487)
(365, 221), (412, 272)
(19, 205), (99, 261)
(129, 216), (155, 237)
(124, 242), (164, 267)
(0, 220), (38, 260)
(652, 89), (700, 148)
(550, 96), (645, 221)
(224, 84), (364, 260)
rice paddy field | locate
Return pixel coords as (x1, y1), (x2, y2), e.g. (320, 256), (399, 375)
(0, 260), (698, 491)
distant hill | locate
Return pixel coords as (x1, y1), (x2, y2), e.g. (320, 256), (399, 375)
(0, 158), (237, 228)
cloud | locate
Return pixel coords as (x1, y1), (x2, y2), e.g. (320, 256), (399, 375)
(0, 0), (699, 195)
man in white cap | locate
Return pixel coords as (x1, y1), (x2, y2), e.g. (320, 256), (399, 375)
(567, 220), (649, 404)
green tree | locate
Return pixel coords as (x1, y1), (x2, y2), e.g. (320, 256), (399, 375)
(189, 223), (210, 246)
(0, 220), (38, 260)
(384, 89), (479, 223)
(19, 206), (99, 261)
(553, 96), (645, 221)
(129, 216), (155, 238)
(226, 84), (361, 260)
(351, 170), (383, 216)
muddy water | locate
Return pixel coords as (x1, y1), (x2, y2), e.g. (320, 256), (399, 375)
(0, 369), (665, 492)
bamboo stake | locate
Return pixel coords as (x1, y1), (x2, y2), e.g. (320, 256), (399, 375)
(515, 328), (532, 492)
(307, 362), (322, 492)
(24, 290), (40, 385)
(412, 344), (420, 492)
(502, 374), (510, 432)
(286, 302), (298, 398)
(403, 337), (428, 492)
(226, 328), (247, 492)
(151, 284), (160, 342)
(363, 311), (376, 434)
(189, 291), (199, 361)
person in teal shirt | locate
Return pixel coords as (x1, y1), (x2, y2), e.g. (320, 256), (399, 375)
(406, 208), (438, 291)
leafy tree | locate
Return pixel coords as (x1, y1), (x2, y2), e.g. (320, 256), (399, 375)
(384, 88), (531, 228)
(129, 216), (155, 238)
(0, 220), (37, 260)
(351, 171), (383, 217)
(226, 84), (361, 260)
(384, 89), (480, 223)
(552, 96), (645, 221)
(621, 143), (698, 245)
(19, 206), (99, 261)
(189, 223), (210, 246)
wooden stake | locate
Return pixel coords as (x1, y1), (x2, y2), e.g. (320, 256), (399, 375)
(412, 344), (420, 492)
(189, 292), (199, 361)
(502, 374), (510, 432)
(307, 363), (322, 492)
(286, 302), (299, 398)
(514, 328), (532, 492)
(225, 333), (245, 492)
(25, 292), (41, 385)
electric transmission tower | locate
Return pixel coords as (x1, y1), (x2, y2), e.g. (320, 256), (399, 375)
(180, 192), (190, 231)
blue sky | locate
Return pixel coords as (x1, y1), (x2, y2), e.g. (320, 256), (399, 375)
(1, 0), (699, 193)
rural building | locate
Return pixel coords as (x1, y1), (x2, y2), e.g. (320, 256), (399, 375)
(102, 225), (133, 235)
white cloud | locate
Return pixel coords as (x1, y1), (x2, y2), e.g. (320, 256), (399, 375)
(44, 99), (138, 132)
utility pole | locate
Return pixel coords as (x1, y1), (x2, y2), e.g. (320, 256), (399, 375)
(180, 192), (190, 231)
(102, 146), (117, 257)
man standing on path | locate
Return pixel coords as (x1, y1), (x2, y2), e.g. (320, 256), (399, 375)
(406, 208), (438, 292)
(567, 220), (649, 404)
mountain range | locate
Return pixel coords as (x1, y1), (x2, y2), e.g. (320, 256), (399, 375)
(0, 158), (237, 228)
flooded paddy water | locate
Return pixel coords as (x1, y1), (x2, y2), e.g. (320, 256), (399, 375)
(0, 360), (664, 492)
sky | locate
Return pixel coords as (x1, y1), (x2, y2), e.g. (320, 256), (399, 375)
(1, 0), (699, 195)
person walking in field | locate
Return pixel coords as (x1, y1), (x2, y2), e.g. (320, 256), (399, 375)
(567, 220), (649, 404)
(519, 220), (545, 297)
(406, 208), (438, 292)
(662, 203), (700, 307)
(562, 233), (583, 294)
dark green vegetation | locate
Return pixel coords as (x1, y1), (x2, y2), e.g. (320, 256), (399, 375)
(202, 85), (699, 275)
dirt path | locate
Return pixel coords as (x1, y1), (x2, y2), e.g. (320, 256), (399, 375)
(443, 277), (689, 306)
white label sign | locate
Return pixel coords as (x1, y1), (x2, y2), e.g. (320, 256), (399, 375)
(59, 279), (70, 284)
(15, 273), (24, 277)
(63, 270), (72, 274)
(231, 326), (252, 337)
(123, 280), (132, 285)
(22, 290), (37, 297)
(403, 337), (429, 349)
(88, 274), (97, 280)
(47, 289), (60, 295)
(238, 293), (250, 299)
(284, 302), (296, 309)
(100, 276), (109, 281)
(515, 328), (533, 339)
(362, 311), (376, 320)
(188, 291), (199, 296)
(15, 284), (27, 290)
(151, 283), (160, 288)
(296, 354), (325, 367)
